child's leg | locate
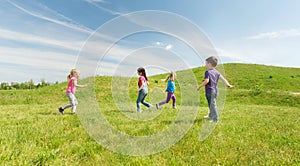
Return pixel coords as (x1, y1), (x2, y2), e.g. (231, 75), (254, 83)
(171, 93), (176, 107)
(71, 95), (78, 113)
(136, 90), (147, 111)
(205, 94), (211, 117)
(62, 103), (72, 110)
(206, 93), (218, 122)
(62, 93), (73, 110)
(63, 93), (78, 113)
(141, 94), (151, 107)
(136, 92), (142, 111)
(158, 92), (172, 106)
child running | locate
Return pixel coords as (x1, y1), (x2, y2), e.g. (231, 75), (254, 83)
(196, 56), (234, 122)
(58, 69), (87, 115)
(156, 71), (176, 109)
(136, 67), (152, 113)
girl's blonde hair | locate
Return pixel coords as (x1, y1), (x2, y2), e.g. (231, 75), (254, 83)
(165, 71), (176, 82)
(67, 69), (79, 79)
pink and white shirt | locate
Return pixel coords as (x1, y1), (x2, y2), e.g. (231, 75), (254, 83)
(66, 76), (76, 94)
(138, 76), (147, 88)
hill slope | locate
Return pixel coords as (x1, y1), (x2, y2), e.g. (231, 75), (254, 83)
(220, 63), (300, 107)
(0, 63), (299, 165)
(1, 63), (299, 107)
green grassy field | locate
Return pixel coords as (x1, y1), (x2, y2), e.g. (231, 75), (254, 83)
(0, 64), (299, 165)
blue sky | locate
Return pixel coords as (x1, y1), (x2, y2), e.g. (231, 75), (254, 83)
(1, 0), (300, 83)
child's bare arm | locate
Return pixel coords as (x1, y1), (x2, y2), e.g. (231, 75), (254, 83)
(74, 80), (87, 88)
(220, 75), (234, 88)
(196, 78), (209, 91)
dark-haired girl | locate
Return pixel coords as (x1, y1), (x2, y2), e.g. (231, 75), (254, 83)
(136, 67), (152, 112)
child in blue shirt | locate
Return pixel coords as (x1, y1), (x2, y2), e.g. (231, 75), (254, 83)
(156, 71), (176, 109)
(196, 56), (234, 122)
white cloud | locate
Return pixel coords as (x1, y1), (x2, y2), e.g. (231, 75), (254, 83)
(96, 47), (190, 77)
(215, 42), (300, 68)
(155, 41), (163, 46)
(0, 46), (75, 70)
(83, 0), (122, 15)
(74, 34), (194, 78)
(216, 48), (254, 63)
(0, 1), (93, 82)
(0, 28), (83, 51)
(247, 29), (300, 40)
(165, 44), (173, 50)
(7, 0), (93, 34)
(0, 46), (76, 82)
(154, 42), (173, 50)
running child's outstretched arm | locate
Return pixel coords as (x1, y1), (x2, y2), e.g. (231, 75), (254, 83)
(196, 78), (209, 91)
(220, 75), (234, 88)
(74, 79), (87, 88)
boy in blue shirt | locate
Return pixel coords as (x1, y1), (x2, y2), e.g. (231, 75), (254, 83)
(196, 56), (234, 122)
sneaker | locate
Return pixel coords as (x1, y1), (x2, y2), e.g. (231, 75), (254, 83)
(209, 119), (218, 123)
(172, 106), (176, 109)
(156, 103), (159, 109)
(137, 110), (142, 113)
(71, 112), (76, 115)
(149, 105), (154, 110)
(58, 107), (64, 115)
(203, 115), (211, 119)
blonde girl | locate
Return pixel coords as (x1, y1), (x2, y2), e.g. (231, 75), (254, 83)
(156, 71), (176, 109)
(58, 69), (86, 115)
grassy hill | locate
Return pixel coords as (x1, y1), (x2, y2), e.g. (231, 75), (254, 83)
(219, 63), (300, 107)
(0, 63), (299, 165)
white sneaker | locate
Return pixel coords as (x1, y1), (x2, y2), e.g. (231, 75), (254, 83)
(204, 115), (211, 119)
(149, 105), (154, 110)
(156, 104), (159, 109)
(209, 119), (218, 123)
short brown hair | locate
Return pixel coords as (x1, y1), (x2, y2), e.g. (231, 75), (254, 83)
(206, 56), (218, 67)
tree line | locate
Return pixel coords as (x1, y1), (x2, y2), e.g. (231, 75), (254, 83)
(0, 79), (57, 90)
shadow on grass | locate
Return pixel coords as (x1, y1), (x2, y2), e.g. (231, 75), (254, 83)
(38, 112), (57, 116)
(193, 118), (204, 124)
(118, 110), (133, 113)
(38, 112), (77, 116)
(199, 120), (217, 141)
(160, 118), (204, 125)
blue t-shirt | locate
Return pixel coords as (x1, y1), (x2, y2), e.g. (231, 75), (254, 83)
(166, 80), (175, 93)
(204, 69), (220, 94)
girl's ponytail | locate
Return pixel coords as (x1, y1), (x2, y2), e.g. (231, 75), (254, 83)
(165, 75), (170, 82)
(67, 69), (78, 80)
(166, 71), (176, 82)
(67, 74), (71, 80)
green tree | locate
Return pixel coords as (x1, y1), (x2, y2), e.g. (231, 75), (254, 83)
(29, 79), (35, 89)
